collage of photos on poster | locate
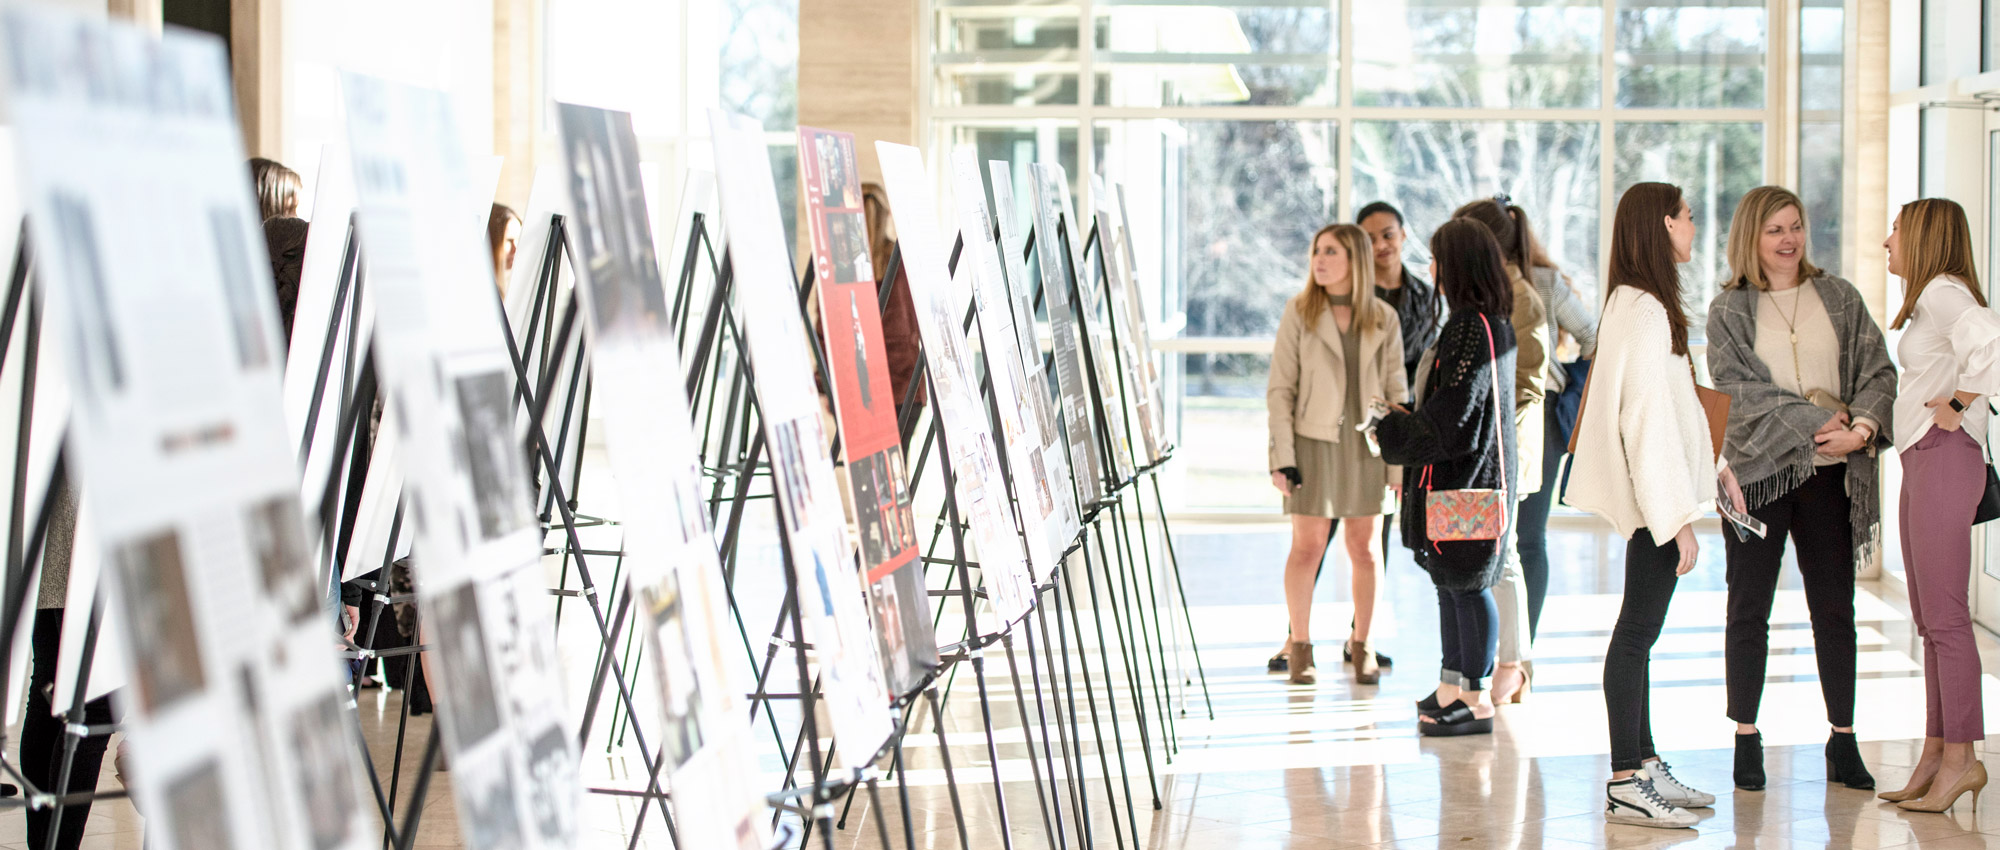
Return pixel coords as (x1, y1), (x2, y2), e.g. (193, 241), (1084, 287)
(342, 72), (581, 849)
(878, 141), (1036, 627)
(554, 100), (771, 845)
(711, 108), (895, 759)
(3, 10), (376, 849)
(1028, 163), (1107, 507)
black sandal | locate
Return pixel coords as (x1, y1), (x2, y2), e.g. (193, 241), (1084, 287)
(1417, 700), (1494, 737)
(1417, 690), (1442, 713)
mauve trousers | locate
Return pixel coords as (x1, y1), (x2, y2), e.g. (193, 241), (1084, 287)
(1899, 426), (1988, 743)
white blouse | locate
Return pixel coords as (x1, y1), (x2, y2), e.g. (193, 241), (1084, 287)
(1893, 276), (2000, 451)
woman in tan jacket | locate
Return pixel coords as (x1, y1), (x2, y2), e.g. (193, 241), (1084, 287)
(1267, 223), (1409, 685)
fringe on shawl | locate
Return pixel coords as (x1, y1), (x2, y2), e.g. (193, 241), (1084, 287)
(1737, 456), (1882, 575)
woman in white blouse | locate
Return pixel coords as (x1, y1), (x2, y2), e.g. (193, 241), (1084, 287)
(1876, 198), (2000, 813)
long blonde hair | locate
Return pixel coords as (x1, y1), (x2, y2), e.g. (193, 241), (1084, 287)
(1296, 223), (1378, 332)
(1725, 186), (1821, 290)
(1891, 198), (1985, 330)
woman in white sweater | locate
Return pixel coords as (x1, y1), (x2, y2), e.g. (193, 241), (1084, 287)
(1568, 182), (1745, 829)
(1875, 199), (2000, 813)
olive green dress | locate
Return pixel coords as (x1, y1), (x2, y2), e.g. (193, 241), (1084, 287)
(1284, 310), (1390, 519)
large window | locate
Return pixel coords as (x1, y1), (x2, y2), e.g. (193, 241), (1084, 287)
(931, 0), (1834, 511)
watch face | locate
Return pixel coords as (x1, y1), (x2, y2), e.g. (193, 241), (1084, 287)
(1952, 398), (1968, 413)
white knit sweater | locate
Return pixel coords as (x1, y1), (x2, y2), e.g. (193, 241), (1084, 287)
(1565, 287), (1716, 540)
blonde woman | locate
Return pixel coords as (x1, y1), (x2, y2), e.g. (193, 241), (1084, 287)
(1877, 199), (2000, 813)
(1704, 186), (1893, 793)
(1267, 224), (1408, 685)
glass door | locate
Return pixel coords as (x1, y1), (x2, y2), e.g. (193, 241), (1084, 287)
(1975, 126), (2000, 630)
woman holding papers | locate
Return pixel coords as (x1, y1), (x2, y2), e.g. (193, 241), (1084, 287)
(1875, 198), (2000, 813)
(1704, 185), (1892, 793)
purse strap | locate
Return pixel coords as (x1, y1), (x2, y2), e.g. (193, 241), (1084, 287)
(1482, 314), (1510, 503)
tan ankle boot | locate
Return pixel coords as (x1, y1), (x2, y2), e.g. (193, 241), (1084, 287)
(1348, 639), (1380, 685)
(1288, 641), (1317, 685)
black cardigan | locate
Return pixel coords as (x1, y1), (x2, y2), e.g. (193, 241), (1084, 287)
(1375, 309), (1518, 591)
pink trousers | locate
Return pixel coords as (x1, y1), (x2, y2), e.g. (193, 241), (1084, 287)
(1899, 426), (1988, 743)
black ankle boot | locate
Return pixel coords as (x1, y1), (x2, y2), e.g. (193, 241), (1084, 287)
(1826, 731), (1875, 790)
(1735, 732), (1765, 791)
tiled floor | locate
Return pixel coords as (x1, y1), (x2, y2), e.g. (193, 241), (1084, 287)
(16, 518), (2000, 848)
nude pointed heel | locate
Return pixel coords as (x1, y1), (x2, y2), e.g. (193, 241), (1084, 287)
(1896, 762), (1986, 813)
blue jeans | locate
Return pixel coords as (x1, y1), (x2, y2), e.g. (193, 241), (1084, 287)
(1437, 587), (1498, 690)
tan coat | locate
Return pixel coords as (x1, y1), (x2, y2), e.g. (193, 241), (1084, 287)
(1508, 265), (1550, 496)
(1267, 292), (1409, 477)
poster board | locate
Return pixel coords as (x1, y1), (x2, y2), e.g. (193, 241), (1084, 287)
(1111, 182), (1173, 460)
(877, 142), (1035, 629)
(709, 109), (895, 762)
(1027, 165), (1107, 506)
(798, 127), (938, 695)
(4, 12), (374, 849)
(1059, 177), (1137, 483)
(1091, 175), (1161, 465)
(987, 163), (1081, 553)
(949, 149), (1074, 583)
(342, 72), (583, 849)
(555, 101), (769, 850)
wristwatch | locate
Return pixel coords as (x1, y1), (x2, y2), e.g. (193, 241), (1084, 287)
(1950, 397), (1968, 413)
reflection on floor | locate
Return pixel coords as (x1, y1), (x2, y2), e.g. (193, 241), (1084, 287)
(16, 519), (2000, 848)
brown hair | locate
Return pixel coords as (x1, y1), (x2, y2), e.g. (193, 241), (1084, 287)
(861, 181), (897, 281)
(1608, 182), (1692, 356)
(1295, 224), (1379, 332)
(1430, 218), (1513, 318)
(249, 156), (301, 221)
(1724, 186), (1821, 290)
(487, 202), (522, 283)
(1891, 198), (1986, 330)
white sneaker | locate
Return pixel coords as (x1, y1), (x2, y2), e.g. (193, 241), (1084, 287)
(1605, 771), (1698, 829)
(1642, 757), (1715, 808)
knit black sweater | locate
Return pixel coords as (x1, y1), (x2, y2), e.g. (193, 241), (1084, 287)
(1375, 309), (1518, 591)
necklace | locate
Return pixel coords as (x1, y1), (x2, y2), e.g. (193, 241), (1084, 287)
(1764, 285), (1805, 389)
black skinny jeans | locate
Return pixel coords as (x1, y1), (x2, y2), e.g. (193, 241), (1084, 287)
(1606, 528), (1679, 772)
(23, 608), (114, 850)
(1515, 406), (1565, 641)
(1722, 464), (1856, 728)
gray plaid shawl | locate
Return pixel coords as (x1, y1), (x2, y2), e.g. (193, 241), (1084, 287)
(1704, 274), (1897, 564)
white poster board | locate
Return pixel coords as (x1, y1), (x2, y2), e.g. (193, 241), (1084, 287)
(988, 163), (1081, 551)
(341, 73), (583, 849)
(1027, 165), (1107, 507)
(709, 110), (895, 762)
(5, 11), (373, 849)
(554, 101), (769, 849)
(877, 142), (1035, 629)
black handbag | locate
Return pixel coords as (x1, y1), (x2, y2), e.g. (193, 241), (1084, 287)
(1977, 465), (2000, 525)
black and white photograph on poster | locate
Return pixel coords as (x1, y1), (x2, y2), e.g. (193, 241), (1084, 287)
(289, 695), (361, 850)
(851, 452), (886, 567)
(524, 723), (579, 842)
(207, 205), (273, 370)
(430, 582), (502, 752)
(453, 369), (532, 541)
(111, 529), (205, 713)
(555, 103), (669, 341)
(640, 572), (707, 770)
(165, 761), (238, 850)
(770, 417), (816, 533)
(825, 211), (870, 283)
(884, 450), (915, 550)
(812, 132), (861, 209)
(47, 191), (125, 399)
(464, 767), (527, 850)
(846, 292), (875, 410)
(868, 578), (912, 694)
(246, 495), (317, 623)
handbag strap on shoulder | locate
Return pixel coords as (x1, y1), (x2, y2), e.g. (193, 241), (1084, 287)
(1480, 314), (1508, 502)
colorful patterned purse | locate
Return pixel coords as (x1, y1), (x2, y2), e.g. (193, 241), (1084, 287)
(1425, 314), (1508, 543)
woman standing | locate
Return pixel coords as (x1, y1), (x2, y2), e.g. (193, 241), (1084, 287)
(1877, 198), (2000, 813)
(1568, 182), (1744, 828)
(1705, 186), (1892, 793)
(1450, 198), (1550, 704)
(1371, 218), (1516, 736)
(1267, 224), (1408, 685)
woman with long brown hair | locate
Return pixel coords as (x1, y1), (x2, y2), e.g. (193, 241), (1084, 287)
(1569, 182), (1745, 828)
(1266, 224), (1408, 685)
(1876, 198), (2000, 813)
(1371, 218), (1518, 736)
(1705, 186), (1892, 793)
